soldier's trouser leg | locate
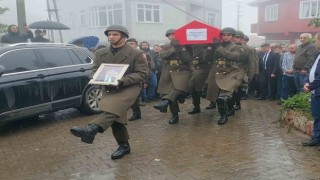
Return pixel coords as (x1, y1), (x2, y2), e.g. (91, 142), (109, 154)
(227, 94), (236, 116)
(216, 91), (232, 125)
(111, 121), (129, 145)
(163, 89), (185, 103)
(131, 97), (141, 115)
(169, 101), (180, 124)
(233, 89), (241, 111)
(192, 91), (201, 108)
(93, 112), (129, 142)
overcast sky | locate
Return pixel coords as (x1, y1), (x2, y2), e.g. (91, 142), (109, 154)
(0, 0), (257, 34)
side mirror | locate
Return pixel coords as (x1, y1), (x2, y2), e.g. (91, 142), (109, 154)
(0, 65), (5, 76)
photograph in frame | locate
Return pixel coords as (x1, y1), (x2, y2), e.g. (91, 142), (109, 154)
(89, 63), (129, 86)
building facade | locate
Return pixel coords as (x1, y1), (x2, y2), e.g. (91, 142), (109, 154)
(57, 0), (222, 44)
(250, 0), (320, 44)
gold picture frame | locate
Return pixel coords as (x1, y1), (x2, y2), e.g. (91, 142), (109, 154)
(89, 63), (129, 86)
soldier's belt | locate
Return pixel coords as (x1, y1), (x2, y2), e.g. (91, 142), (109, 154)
(169, 60), (178, 65)
(192, 60), (199, 65)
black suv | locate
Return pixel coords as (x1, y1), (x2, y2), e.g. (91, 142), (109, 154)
(0, 43), (102, 123)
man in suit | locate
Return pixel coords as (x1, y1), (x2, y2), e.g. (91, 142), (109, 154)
(257, 43), (280, 100)
(70, 25), (149, 160)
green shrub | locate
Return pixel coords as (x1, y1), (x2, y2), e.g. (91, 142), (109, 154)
(282, 93), (312, 118)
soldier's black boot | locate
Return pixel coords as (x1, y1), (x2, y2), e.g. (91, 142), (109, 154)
(70, 124), (102, 144)
(206, 102), (216, 109)
(227, 96), (235, 116)
(111, 142), (131, 160)
(188, 92), (201, 114)
(216, 96), (228, 125)
(234, 91), (241, 111)
(154, 99), (170, 113)
(188, 106), (201, 114)
(128, 113), (141, 121)
(169, 113), (179, 124)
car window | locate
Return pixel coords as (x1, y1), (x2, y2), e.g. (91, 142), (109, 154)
(72, 50), (92, 64)
(40, 48), (74, 68)
(0, 49), (41, 74)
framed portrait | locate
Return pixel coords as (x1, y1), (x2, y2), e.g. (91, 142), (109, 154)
(89, 63), (129, 86)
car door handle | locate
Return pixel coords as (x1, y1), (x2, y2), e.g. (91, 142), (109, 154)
(37, 74), (46, 79)
(79, 68), (86, 72)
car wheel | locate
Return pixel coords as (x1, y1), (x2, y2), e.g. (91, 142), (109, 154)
(79, 86), (102, 115)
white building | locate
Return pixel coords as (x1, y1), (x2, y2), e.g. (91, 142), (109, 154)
(57, 0), (222, 44)
(0, 0), (222, 44)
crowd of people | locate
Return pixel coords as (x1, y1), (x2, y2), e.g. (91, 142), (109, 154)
(0, 24), (49, 43)
(2, 22), (319, 159)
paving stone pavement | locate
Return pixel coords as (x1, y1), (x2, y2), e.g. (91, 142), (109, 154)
(1, 98), (320, 180)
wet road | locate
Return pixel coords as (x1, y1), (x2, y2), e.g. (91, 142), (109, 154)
(1, 98), (320, 180)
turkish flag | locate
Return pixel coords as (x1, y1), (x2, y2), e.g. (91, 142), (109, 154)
(174, 20), (221, 45)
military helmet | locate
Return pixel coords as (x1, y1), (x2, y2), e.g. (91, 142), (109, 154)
(235, 30), (244, 38)
(165, 29), (176, 37)
(243, 35), (249, 41)
(104, 25), (129, 38)
(220, 27), (236, 36)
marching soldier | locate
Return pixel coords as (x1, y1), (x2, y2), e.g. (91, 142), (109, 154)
(242, 35), (260, 98)
(188, 44), (213, 114)
(154, 29), (192, 124)
(210, 27), (245, 125)
(231, 30), (252, 110)
(70, 25), (149, 160)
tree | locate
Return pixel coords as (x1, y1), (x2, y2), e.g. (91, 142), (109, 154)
(0, 6), (9, 33)
(308, 16), (320, 29)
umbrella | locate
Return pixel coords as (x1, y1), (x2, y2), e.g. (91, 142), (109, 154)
(29, 20), (70, 30)
(68, 36), (99, 50)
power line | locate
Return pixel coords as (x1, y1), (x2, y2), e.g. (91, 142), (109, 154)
(159, 0), (206, 23)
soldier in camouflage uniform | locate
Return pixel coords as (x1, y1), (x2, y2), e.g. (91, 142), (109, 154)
(210, 27), (245, 125)
(154, 29), (192, 124)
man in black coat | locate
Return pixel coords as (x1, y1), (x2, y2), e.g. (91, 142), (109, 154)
(32, 29), (50, 42)
(1, 24), (34, 43)
(257, 43), (280, 100)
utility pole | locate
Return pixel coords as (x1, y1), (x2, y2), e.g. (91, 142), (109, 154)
(46, 0), (54, 42)
(236, 0), (241, 30)
(16, 0), (27, 35)
(46, 0), (63, 42)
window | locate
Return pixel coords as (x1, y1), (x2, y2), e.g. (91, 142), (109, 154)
(265, 4), (278, 21)
(137, 3), (161, 23)
(300, 0), (320, 19)
(69, 50), (92, 64)
(0, 49), (40, 74)
(80, 10), (89, 27)
(89, 3), (123, 27)
(69, 12), (76, 27)
(207, 11), (216, 26)
(40, 48), (74, 68)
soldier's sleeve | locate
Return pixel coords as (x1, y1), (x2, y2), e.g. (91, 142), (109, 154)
(159, 44), (175, 60)
(247, 48), (256, 79)
(121, 51), (149, 87)
(90, 50), (103, 79)
(253, 49), (259, 75)
(215, 45), (241, 61)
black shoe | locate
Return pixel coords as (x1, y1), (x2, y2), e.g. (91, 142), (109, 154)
(153, 100), (169, 113)
(188, 107), (201, 114)
(302, 138), (320, 146)
(218, 115), (228, 125)
(128, 113), (141, 121)
(70, 124), (101, 144)
(277, 101), (282, 105)
(268, 97), (275, 101)
(227, 108), (235, 116)
(257, 97), (266, 100)
(111, 143), (130, 160)
(206, 103), (216, 109)
(169, 113), (179, 124)
(234, 105), (241, 110)
(241, 95), (248, 100)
